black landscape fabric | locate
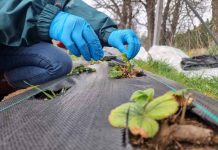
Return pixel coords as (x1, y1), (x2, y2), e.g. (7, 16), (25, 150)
(0, 63), (217, 150)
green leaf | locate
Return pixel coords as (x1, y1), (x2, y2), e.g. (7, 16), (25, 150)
(109, 89), (188, 139)
(121, 54), (128, 63)
(108, 102), (143, 128)
(109, 102), (158, 138)
(109, 68), (123, 79)
(130, 88), (154, 106)
(129, 116), (159, 138)
(145, 92), (179, 120)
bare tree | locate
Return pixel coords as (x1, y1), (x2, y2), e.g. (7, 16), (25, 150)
(160, 0), (172, 45)
(91, 0), (211, 50)
(92, 0), (155, 48)
(93, 0), (141, 29)
(139, 0), (156, 48)
(160, 0), (209, 47)
(212, 0), (218, 37)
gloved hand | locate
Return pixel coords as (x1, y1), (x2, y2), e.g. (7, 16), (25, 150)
(49, 11), (104, 61)
(108, 29), (141, 60)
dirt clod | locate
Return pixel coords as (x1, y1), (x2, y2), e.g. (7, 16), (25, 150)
(128, 113), (218, 150)
(170, 124), (214, 144)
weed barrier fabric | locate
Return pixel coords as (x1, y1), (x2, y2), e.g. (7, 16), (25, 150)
(0, 63), (217, 150)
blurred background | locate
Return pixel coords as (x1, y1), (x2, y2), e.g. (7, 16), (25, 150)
(84, 0), (218, 56)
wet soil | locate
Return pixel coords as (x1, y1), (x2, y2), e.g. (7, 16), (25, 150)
(124, 111), (218, 150)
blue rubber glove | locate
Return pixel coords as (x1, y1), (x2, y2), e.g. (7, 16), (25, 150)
(49, 11), (104, 61)
(108, 29), (141, 60)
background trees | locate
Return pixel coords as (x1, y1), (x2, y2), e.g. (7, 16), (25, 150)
(88, 0), (217, 53)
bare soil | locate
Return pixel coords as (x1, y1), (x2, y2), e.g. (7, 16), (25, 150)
(127, 112), (218, 150)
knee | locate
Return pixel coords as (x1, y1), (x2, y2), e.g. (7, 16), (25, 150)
(47, 54), (73, 77)
(62, 55), (73, 74)
(25, 42), (73, 77)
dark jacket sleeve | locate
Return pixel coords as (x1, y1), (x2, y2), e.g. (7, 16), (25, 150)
(0, 0), (62, 47)
(64, 0), (118, 46)
(0, 0), (117, 47)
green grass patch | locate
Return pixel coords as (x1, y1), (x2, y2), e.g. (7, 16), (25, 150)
(133, 59), (218, 100)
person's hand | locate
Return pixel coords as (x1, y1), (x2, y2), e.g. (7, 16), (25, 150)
(49, 11), (104, 61)
(108, 29), (141, 60)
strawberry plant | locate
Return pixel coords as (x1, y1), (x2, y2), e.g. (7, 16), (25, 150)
(68, 64), (96, 76)
(109, 54), (144, 79)
(108, 88), (189, 138)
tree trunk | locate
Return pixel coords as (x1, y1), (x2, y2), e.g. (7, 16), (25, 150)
(160, 0), (172, 45)
(119, 0), (133, 29)
(128, 0), (133, 28)
(212, 0), (218, 38)
(169, 0), (181, 45)
(145, 0), (155, 48)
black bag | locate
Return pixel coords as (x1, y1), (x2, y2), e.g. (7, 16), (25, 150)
(181, 55), (218, 70)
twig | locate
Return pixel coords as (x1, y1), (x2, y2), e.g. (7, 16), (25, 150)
(180, 96), (187, 124)
(174, 140), (184, 150)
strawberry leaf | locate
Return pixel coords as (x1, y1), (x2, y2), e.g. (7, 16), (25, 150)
(129, 117), (159, 138)
(145, 91), (181, 120)
(130, 88), (154, 106)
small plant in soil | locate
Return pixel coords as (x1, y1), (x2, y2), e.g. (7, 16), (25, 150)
(108, 88), (218, 149)
(109, 54), (144, 79)
(68, 64), (96, 76)
(24, 65), (96, 100)
(24, 81), (56, 100)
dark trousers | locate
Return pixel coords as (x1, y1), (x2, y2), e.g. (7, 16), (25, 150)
(0, 42), (72, 88)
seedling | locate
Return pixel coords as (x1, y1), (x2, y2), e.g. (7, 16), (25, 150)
(24, 81), (55, 100)
(68, 64), (96, 76)
(24, 81), (74, 100)
(24, 65), (95, 100)
(121, 54), (132, 72)
(108, 88), (190, 138)
(109, 54), (144, 79)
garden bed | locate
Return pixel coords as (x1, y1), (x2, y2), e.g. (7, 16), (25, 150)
(0, 62), (217, 150)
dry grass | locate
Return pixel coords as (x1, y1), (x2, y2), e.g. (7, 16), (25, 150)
(186, 48), (208, 57)
(3, 87), (32, 100)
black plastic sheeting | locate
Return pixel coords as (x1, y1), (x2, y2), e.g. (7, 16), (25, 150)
(181, 55), (218, 70)
(0, 63), (217, 150)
